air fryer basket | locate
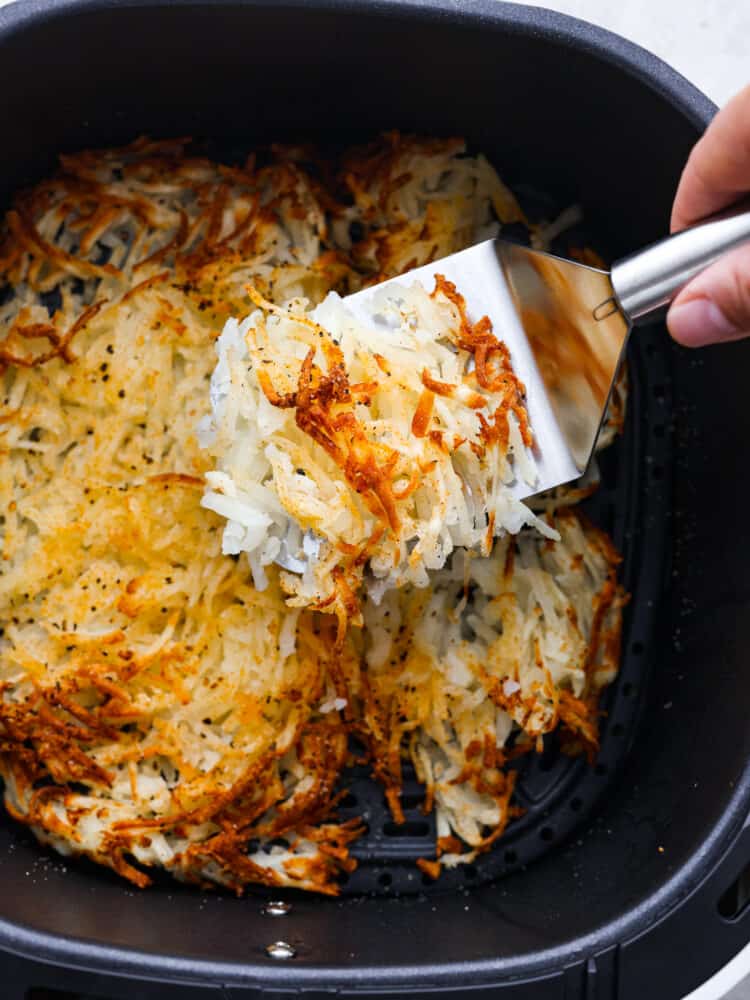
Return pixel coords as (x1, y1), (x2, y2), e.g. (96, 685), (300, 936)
(1, 1), (750, 998)
(338, 309), (668, 897)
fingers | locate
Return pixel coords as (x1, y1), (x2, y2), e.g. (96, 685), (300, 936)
(671, 83), (750, 232)
(667, 243), (750, 347)
(669, 84), (750, 346)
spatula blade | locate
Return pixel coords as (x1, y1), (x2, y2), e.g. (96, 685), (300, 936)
(344, 239), (630, 498)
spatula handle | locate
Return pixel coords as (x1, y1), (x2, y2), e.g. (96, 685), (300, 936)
(610, 201), (750, 323)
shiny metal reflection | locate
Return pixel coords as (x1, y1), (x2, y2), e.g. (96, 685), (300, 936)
(346, 238), (630, 497)
(266, 940), (296, 959)
(496, 242), (630, 472)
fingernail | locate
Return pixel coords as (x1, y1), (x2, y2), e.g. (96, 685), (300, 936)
(668, 298), (740, 348)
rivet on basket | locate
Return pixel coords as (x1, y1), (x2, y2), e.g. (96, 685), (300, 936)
(266, 941), (296, 960)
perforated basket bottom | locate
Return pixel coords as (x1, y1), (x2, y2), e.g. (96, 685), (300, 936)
(0, 324), (670, 902)
(333, 325), (671, 895)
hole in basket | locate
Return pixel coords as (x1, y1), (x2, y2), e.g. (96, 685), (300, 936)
(598, 501), (616, 537)
(596, 447), (618, 491)
(378, 872), (393, 889)
(718, 861), (750, 921)
(339, 792), (358, 809)
(653, 423), (665, 438)
(623, 682), (636, 697)
(653, 383), (665, 401)
(570, 797), (583, 812)
(383, 820), (430, 838)
(504, 849), (518, 865)
(501, 221), (532, 247)
(536, 733), (560, 772)
(631, 641), (644, 655)
(595, 763), (609, 777)
(540, 826), (555, 842)
(39, 286), (63, 317)
(651, 464), (664, 481)
(400, 791), (424, 811)
(612, 723), (625, 737)
(464, 864), (478, 880)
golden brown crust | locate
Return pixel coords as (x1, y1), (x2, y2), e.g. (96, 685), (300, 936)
(0, 134), (627, 893)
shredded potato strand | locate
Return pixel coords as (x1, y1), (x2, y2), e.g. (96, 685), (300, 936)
(202, 276), (554, 623)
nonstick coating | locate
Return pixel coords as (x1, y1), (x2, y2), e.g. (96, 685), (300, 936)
(1, 2), (749, 999)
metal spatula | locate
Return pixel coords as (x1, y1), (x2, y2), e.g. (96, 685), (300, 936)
(274, 204), (750, 574)
(344, 202), (750, 498)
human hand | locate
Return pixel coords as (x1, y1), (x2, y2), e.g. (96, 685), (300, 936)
(668, 83), (750, 347)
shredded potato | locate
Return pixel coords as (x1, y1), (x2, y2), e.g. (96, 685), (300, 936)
(346, 509), (626, 872)
(0, 138), (364, 892)
(201, 276), (557, 629)
(0, 134), (626, 893)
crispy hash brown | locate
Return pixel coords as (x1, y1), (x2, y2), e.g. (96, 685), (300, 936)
(201, 276), (556, 632)
(0, 135), (625, 893)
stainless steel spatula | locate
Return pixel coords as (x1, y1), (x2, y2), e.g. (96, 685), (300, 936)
(344, 202), (750, 498)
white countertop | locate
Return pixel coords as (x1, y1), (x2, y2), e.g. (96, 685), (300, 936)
(516, 0), (748, 106)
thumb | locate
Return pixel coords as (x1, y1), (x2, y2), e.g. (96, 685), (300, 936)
(667, 244), (750, 348)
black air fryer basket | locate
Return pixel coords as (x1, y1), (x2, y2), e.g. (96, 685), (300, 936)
(1, 1), (750, 998)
